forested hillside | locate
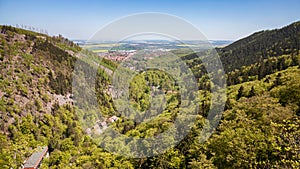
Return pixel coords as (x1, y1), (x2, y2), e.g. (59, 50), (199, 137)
(218, 21), (300, 72)
(0, 21), (300, 169)
(182, 21), (300, 86)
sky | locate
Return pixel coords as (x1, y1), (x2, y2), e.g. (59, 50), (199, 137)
(0, 0), (299, 40)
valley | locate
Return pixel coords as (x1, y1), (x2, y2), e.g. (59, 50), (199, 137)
(0, 20), (299, 168)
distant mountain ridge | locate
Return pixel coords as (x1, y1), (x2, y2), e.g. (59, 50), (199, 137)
(218, 21), (300, 72)
(180, 21), (300, 86)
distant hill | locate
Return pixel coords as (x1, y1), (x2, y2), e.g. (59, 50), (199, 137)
(218, 21), (300, 72)
(181, 21), (300, 86)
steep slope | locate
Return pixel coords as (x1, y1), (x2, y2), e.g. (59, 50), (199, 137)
(0, 26), (124, 168)
(0, 26), (79, 127)
(218, 21), (300, 72)
(180, 21), (300, 86)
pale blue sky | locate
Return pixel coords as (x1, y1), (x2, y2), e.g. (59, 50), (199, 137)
(0, 0), (299, 40)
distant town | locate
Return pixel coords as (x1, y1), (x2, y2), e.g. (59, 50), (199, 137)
(77, 40), (232, 62)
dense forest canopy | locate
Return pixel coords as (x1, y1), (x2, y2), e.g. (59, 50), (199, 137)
(0, 21), (300, 168)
